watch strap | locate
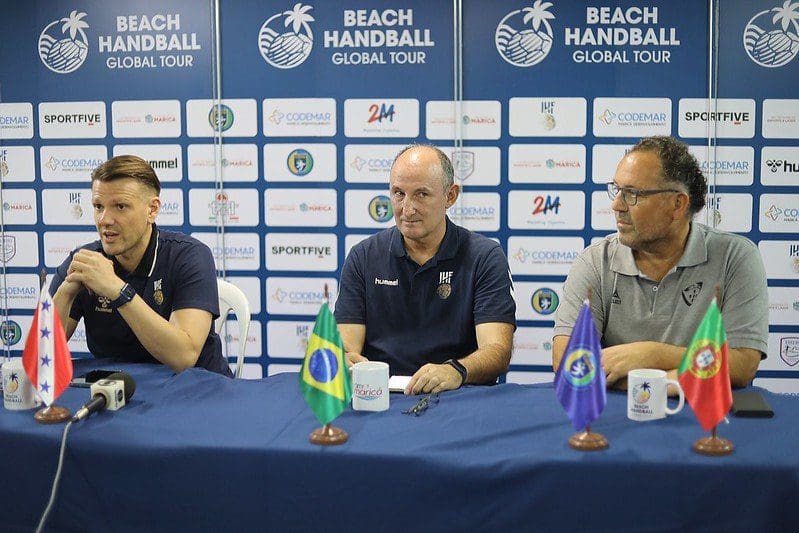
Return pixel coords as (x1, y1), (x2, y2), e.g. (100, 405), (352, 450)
(110, 283), (135, 310)
(445, 359), (467, 388)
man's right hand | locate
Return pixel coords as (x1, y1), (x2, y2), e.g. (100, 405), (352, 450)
(345, 351), (368, 367)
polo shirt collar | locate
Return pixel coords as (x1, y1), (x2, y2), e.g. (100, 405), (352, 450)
(676, 223), (707, 267)
(610, 222), (706, 276)
(389, 217), (460, 264)
(108, 223), (159, 278)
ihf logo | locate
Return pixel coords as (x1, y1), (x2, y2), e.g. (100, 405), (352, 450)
(39, 10), (90, 74)
(743, 3), (799, 68)
(259, 3), (315, 69)
(496, 1), (556, 67)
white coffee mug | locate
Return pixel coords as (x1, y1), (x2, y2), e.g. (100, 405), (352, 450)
(2, 358), (41, 411)
(627, 368), (684, 421)
(351, 361), (389, 412)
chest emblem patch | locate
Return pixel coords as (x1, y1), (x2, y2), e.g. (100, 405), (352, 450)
(153, 278), (164, 305)
(437, 271), (453, 299)
(681, 281), (703, 306)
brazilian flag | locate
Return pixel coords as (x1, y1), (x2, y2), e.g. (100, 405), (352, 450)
(299, 302), (352, 425)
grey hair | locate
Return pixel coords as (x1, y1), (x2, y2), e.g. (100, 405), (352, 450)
(393, 143), (454, 190)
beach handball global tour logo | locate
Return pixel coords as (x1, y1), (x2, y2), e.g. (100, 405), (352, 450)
(259, 3), (315, 69)
(743, 1), (799, 68)
(39, 10), (90, 74)
(496, 1), (555, 67)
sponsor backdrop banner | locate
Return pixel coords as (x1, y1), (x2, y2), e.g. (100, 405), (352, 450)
(1, 0), (797, 388)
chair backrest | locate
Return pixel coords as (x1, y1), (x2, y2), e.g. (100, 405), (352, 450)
(215, 279), (251, 378)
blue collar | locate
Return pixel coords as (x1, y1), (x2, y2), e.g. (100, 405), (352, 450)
(389, 217), (461, 266)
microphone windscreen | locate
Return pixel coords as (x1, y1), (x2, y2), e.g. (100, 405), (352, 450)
(104, 371), (136, 401)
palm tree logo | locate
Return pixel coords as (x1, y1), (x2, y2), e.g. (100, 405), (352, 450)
(496, 1), (556, 67)
(38, 11), (90, 74)
(633, 382), (651, 404)
(258, 3), (315, 69)
(5, 372), (19, 394)
(743, 1), (799, 68)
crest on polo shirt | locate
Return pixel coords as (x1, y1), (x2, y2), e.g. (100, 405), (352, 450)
(437, 271), (453, 299)
(96, 295), (112, 313)
(153, 279), (164, 305)
(611, 288), (621, 305)
(681, 281), (703, 306)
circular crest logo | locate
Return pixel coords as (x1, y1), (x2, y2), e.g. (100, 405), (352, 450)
(437, 283), (452, 299)
(287, 149), (314, 176)
(0, 320), (22, 346)
(743, 2), (799, 68)
(531, 287), (559, 315)
(308, 348), (338, 383)
(368, 195), (393, 222)
(0, 160), (9, 177)
(208, 104), (234, 131)
(496, 1), (556, 67)
(258, 3), (315, 69)
(39, 10), (90, 74)
(562, 348), (597, 387)
(685, 340), (723, 379)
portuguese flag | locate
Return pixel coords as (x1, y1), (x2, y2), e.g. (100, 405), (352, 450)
(299, 302), (352, 425)
(677, 298), (732, 431)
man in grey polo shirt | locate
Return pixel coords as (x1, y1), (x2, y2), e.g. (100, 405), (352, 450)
(553, 136), (767, 390)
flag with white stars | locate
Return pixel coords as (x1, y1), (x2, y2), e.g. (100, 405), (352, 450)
(22, 278), (73, 406)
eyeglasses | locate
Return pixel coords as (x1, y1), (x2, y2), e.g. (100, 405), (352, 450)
(402, 393), (440, 416)
(606, 182), (682, 206)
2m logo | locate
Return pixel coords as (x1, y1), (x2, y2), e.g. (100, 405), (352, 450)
(532, 194), (561, 215)
(368, 103), (395, 123)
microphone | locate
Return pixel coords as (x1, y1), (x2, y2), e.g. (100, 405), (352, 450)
(72, 371), (136, 422)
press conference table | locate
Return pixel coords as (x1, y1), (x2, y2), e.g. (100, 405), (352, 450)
(1, 360), (797, 532)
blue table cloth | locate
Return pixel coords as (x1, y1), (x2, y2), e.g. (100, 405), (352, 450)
(1, 359), (797, 532)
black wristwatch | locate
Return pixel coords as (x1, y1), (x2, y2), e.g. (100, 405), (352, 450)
(110, 283), (136, 310)
(444, 359), (467, 388)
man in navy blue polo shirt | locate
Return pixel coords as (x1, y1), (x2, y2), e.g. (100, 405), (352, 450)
(335, 144), (516, 395)
(51, 155), (231, 377)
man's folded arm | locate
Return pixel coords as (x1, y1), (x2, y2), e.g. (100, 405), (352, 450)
(118, 301), (211, 372)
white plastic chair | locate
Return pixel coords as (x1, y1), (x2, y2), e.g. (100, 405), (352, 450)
(215, 279), (251, 378)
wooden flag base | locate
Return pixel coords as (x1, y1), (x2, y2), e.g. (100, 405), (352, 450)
(569, 426), (608, 451)
(34, 404), (71, 424)
(692, 427), (733, 456)
(309, 423), (348, 445)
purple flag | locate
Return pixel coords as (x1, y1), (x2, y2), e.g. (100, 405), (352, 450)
(555, 301), (606, 430)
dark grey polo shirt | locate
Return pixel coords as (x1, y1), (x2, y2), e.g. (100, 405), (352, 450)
(554, 223), (768, 355)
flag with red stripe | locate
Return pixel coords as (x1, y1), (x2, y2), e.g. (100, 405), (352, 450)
(22, 279), (73, 406)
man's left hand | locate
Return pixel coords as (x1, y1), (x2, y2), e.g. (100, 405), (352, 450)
(66, 250), (124, 299)
(405, 363), (463, 395)
(602, 342), (657, 385)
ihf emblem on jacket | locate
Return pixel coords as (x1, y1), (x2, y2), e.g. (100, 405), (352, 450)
(153, 279), (164, 305)
(437, 271), (453, 299)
